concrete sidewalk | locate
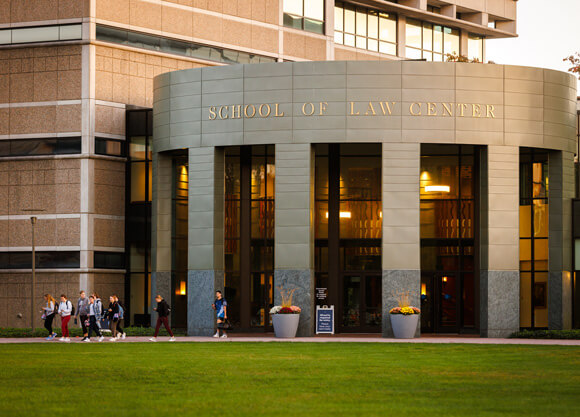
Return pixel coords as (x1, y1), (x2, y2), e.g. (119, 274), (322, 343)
(1, 335), (579, 346)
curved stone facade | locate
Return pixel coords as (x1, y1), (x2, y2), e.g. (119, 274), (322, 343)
(152, 61), (577, 338)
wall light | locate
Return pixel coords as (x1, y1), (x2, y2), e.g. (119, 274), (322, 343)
(421, 283), (427, 296)
(425, 185), (450, 193)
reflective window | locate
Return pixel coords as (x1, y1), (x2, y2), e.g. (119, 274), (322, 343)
(96, 25), (276, 64)
(0, 24), (82, 45)
(405, 19), (460, 60)
(95, 137), (126, 157)
(0, 251), (80, 269)
(334, 2), (396, 55)
(520, 149), (549, 329)
(0, 137), (81, 157)
(94, 252), (125, 269)
(283, 0), (325, 34)
(468, 33), (484, 62)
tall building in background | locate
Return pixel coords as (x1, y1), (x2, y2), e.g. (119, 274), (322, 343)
(0, 1), (536, 331)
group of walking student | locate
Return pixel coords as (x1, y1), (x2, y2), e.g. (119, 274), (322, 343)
(41, 290), (228, 342)
(42, 290), (127, 342)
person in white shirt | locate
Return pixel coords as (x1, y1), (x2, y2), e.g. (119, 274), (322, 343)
(58, 294), (73, 342)
(42, 294), (57, 340)
(85, 295), (104, 342)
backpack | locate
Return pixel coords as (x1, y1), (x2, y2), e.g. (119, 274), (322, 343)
(118, 303), (124, 320)
(68, 300), (75, 316)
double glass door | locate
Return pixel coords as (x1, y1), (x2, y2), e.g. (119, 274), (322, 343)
(341, 273), (382, 333)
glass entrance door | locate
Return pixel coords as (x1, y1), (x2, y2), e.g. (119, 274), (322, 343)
(340, 273), (382, 332)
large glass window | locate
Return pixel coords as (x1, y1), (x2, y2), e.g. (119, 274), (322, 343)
(467, 33), (484, 62)
(283, 0), (325, 34)
(334, 2), (396, 55)
(172, 156), (188, 329)
(225, 146), (275, 330)
(520, 149), (549, 329)
(0, 24), (82, 45)
(315, 144), (382, 333)
(0, 137), (81, 157)
(406, 18), (459, 61)
(420, 145), (477, 333)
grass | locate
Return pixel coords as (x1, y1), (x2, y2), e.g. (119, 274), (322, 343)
(0, 343), (578, 417)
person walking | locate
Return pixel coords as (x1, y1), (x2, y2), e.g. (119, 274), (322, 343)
(76, 291), (90, 342)
(58, 294), (73, 342)
(114, 295), (126, 339)
(149, 295), (175, 342)
(91, 293), (104, 330)
(212, 290), (228, 339)
(85, 295), (104, 342)
(107, 296), (120, 342)
(42, 294), (57, 340)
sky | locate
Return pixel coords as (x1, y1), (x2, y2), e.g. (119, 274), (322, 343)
(486, 0), (580, 91)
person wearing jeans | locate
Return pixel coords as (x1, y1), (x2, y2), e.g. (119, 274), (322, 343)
(58, 294), (73, 342)
(149, 295), (175, 342)
(85, 295), (104, 342)
(76, 291), (90, 342)
(107, 296), (120, 341)
(42, 294), (57, 340)
(114, 295), (126, 339)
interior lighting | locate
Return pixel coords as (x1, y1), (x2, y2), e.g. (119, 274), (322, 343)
(442, 276), (448, 283)
(421, 283), (427, 296)
(325, 211), (352, 219)
(176, 281), (186, 295)
(425, 185), (450, 193)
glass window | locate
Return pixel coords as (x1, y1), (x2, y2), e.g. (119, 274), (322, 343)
(12, 26), (59, 43)
(433, 25), (443, 53)
(304, 0), (324, 21)
(95, 137), (125, 157)
(405, 18), (422, 49)
(283, 0), (303, 16)
(60, 24), (82, 40)
(422, 23), (433, 51)
(283, 0), (325, 34)
(0, 30), (11, 44)
(344, 8), (355, 34)
(468, 34), (484, 61)
(379, 13), (396, 43)
(334, 6), (344, 31)
(367, 12), (378, 39)
(444, 27), (460, 55)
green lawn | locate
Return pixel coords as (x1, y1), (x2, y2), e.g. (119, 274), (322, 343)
(1, 343), (578, 416)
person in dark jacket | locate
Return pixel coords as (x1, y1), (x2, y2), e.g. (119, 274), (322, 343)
(149, 295), (175, 342)
(76, 291), (90, 341)
(107, 296), (120, 341)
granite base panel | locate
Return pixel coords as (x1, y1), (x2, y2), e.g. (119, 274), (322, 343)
(382, 270), (421, 338)
(548, 271), (563, 330)
(480, 270), (519, 338)
(274, 269), (314, 337)
(187, 270), (224, 336)
(151, 271), (171, 327)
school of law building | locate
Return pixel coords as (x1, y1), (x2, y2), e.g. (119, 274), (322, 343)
(0, 0), (579, 336)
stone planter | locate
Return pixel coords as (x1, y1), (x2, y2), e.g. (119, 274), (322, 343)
(390, 314), (419, 338)
(272, 314), (300, 338)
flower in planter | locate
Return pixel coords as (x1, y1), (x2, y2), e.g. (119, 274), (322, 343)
(269, 287), (301, 314)
(389, 291), (420, 315)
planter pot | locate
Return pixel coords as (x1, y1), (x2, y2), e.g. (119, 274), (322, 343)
(390, 314), (419, 339)
(272, 314), (300, 338)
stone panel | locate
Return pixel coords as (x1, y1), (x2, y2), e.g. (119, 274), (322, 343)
(480, 270), (519, 337)
(274, 269), (314, 337)
(382, 270), (421, 337)
(187, 269), (224, 335)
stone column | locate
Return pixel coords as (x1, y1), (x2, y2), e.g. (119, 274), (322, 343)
(481, 146), (520, 337)
(274, 143), (315, 337)
(151, 151), (173, 326)
(548, 150), (574, 329)
(382, 143), (421, 337)
(187, 146), (224, 336)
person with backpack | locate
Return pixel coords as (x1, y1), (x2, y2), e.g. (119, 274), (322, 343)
(114, 295), (126, 339)
(58, 294), (74, 342)
(76, 291), (90, 341)
(85, 295), (104, 342)
(42, 294), (57, 340)
(91, 293), (104, 329)
(107, 295), (120, 341)
(212, 290), (228, 339)
(149, 294), (175, 342)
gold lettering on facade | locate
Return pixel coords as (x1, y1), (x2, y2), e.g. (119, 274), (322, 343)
(274, 103), (284, 117)
(232, 105), (242, 119)
(472, 104), (482, 118)
(365, 102), (376, 116)
(259, 104), (271, 118)
(427, 102), (437, 116)
(379, 101), (395, 115)
(244, 104), (256, 118)
(409, 102), (421, 116)
(209, 106), (217, 120)
(457, 103), (468, 117)
(441, 103), (453, 116)
(302, 102), (315, 116)
(319, 102), (328, 115)
(486, 104), (496, 118)
(218, 106), (229, 119)
(350, 102), (360, 116)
